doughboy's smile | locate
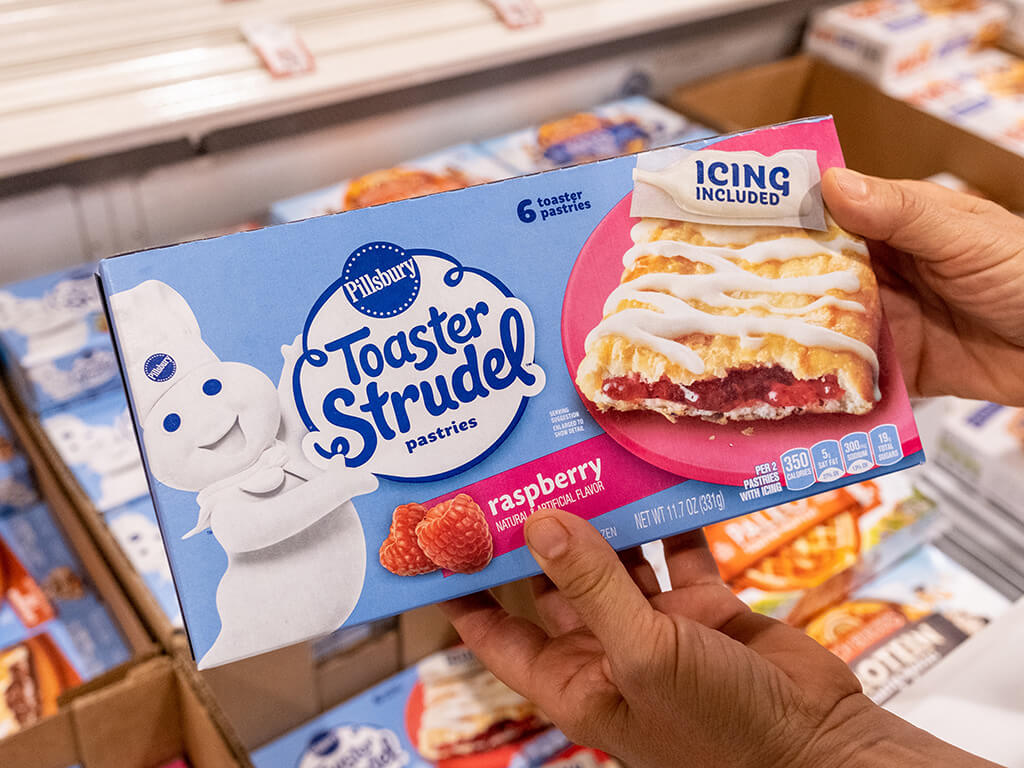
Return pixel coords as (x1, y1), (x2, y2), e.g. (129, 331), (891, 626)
(199, 415), (247, 455)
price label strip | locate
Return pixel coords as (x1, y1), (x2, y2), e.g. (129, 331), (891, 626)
(241, 19), (315, 78)
(485, 0), (543, 28)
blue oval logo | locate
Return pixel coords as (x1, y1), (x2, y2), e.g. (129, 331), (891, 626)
(144, 353), (176, 382)
(341, 241), (420, 318)
(308, 730), (340, 756)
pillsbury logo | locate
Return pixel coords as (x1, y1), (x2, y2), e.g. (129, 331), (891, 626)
(342, 242), (421, 319)
(144, 353), (176, 382)
(292, 242), (545, 482)
(298, 725), (409, 768)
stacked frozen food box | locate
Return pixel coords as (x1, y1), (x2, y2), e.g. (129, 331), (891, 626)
(0, 268), (183, 630)
(694, 468), (1015, 704)
(270, 96), (715, 223)
(0, 410), (130, 740)
(805, 0), (1024, 156)
(251, 646), (620, 768)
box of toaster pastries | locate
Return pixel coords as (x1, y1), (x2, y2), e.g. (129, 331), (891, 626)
(804, 0), (1008, 85)
(269, 143), (513, 224)
(251, 645), (618, 768)
(706, 472), (937, 625)
(802, 545), (1009, 703)
(98, 116), (923, 667)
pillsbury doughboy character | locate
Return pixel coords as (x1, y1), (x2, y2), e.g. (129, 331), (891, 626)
(110, 280), (376, 667)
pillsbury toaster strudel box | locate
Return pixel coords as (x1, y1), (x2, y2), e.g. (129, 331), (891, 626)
(98, 117), (923, 668)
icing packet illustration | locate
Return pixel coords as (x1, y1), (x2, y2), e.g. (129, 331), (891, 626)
(98, 117), (922, 667)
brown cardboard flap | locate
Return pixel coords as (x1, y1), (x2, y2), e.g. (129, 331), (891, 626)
(72, 657), (183, 768)
(198, 640), (319, 751)
(0, 381), (154, 656)
(175, 658), (251, 768)
(0, 709), (77, 768)
(316, 629), (401, 715)
(671, 56), (1024, 210)
(398, 606), (459, 667)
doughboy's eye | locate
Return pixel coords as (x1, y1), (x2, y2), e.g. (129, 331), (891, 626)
(163, 413), (181, 433)
(203, 378), (222, 396)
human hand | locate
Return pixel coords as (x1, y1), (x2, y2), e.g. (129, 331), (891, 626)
(823, 169), (1024, 404)
(442, 508), (1000, 768)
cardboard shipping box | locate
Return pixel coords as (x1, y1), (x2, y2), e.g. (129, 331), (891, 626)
(0, 656), (246, 768)
(671, 55), (1024, 211)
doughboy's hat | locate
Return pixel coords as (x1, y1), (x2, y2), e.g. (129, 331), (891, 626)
(109, 280), (218, 420)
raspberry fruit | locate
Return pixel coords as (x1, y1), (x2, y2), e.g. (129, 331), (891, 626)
(380, 503), (437, 576)
(416, 494), (493, 574)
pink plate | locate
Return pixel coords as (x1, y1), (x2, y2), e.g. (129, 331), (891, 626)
(560, 193), (919, 487)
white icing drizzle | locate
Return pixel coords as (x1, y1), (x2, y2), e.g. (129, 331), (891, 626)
(621, 235), (868, 270)
(589, 225), (879, 393)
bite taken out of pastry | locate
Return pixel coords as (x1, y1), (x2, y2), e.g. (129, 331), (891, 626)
(575, 214), (882, 423)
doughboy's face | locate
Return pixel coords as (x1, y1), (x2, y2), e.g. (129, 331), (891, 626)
(109, 512), (169, 578)
(142, 362), (280, 491)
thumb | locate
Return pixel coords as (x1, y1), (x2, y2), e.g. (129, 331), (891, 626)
(822, 167), (996, 261)
(525, 509), (657, 666)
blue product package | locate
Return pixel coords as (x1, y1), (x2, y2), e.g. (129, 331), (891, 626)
(479, 95), (716, 174)
(0, 264), (120, 414)
(269, 143), (514, 225)
(105, 497), (183, 628)
(0, 504), (131, 677)
(99, 117), (923, 668)
(251, 646), (608, 768)
(41, 389), (148, 513)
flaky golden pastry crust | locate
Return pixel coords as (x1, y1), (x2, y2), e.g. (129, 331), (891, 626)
(576, 216), (882, 422)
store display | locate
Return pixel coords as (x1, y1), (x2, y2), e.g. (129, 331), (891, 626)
(707, 473), (937, 624)
(250, 646), (616, 768)
(804, 0), (1008, 85)
(98, 116), (922, 668)
(41, 390), (149, 514)
(889, 48), (1024, 155)
(803, 544), (1010, 704)
(105, 497), (183, 629)
(0, 634), (80, 739)
(0, 503), (131, 680)
(0, 419), (37, 512)
(481, 95), (714, 173)
(269, 144), (513, 224)
(0, 265), (119, 415)
(934, 400), (1024, 517)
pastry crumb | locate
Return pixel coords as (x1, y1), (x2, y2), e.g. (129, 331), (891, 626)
(741, 427), (755, 437)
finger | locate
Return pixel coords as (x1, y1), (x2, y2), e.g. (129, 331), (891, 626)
(619, 545), (662, 597)
(524, 508), (657, 665)
(530, 574), (585, 636)
(661, 529), (724, 590)
(440, 591), (550, 694)
(822, 167), (1020, 264)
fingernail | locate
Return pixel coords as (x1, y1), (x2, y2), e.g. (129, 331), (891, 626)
(833, 168), (870, 202)
(526, 516), (569, 559)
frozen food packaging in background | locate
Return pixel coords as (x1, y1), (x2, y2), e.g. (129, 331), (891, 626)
(0, 417), (37, 512)
(269, 143), (513, 224)
(480, 95), (716, 174)
(934, 400), (1024, 518)
(0, 504), (131, 679)
(105, 497), (183, 629)
(0, 265), (120, 415)
(804, 0), (1008, 86)
(802, 544), (1010, 703)
(706, 471), (937, 625)
(99, 116), (923, 668)
(251, 645), (618, 768)
(41, 390), (148, 514)
(887, 49), (1024, 156)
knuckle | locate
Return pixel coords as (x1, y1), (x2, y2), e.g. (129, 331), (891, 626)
(557, 555), (614, 603)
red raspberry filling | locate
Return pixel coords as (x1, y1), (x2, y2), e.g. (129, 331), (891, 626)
(601, 365), (844, 413)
